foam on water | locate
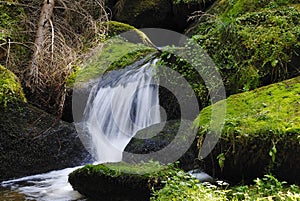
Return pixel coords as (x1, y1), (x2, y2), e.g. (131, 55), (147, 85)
(1, 167), (83, 201)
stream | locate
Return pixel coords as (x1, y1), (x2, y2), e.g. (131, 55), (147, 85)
(0, 58), (161, 201)
(0, 167), (84, 201)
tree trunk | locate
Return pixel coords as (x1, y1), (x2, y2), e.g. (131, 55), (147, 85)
(28, 0), (55, 86)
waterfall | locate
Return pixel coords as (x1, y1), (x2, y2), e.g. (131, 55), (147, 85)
(0, 58), (162, 201)
(82, 58), (161, 163)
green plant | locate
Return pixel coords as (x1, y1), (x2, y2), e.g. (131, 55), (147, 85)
(0, 1), (25, 42)
(228, 175), (300, 200)
(194, 0), (300, 95)
(0, 1), (27, 75)
(156, 46), (211, 108)
(151, 170), (227, 201)
(269, 142), (277, 163)
(153, 173), (300, 200)
(217, 153), (225, 170)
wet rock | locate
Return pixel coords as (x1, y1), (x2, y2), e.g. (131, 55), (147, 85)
(124, 120), (199, 170)
(0, 102), (91, 182)
(188, 169), (215, 183)
(68, 162), (176, 201)
(106, 0), (214, 32)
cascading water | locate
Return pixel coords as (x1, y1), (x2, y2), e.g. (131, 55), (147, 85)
(81, 58), (161, 163)
(0, 58), (161, 201)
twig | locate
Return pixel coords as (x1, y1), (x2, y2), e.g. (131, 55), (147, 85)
(49, 18), (54, 62)
(5, 37), (11, 67)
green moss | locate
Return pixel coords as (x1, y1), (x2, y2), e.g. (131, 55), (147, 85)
(71, 161), (176, 177)
(193, 0), (300, 94)
(71, 37), (155, 86)
(106, 21), (136, 37)
(0, 1), (28, 71)
(0, 0), (25, 42)
(108, 45), (155, 71)
(67, 22), (155, 87)
(194, 76), (300, 182)
(196, 76), (300, 138)
(208, 0), (300, 18)
(65, 65), (80, 87)
(68, 161), (180, 200)
(0, 65), (26, 107)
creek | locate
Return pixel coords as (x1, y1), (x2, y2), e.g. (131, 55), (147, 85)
(0, 58), (161, 201)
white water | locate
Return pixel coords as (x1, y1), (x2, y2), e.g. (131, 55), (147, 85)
(1, 167), (83, 201)
(83, 58), (161, 162)
(1, 59), (161, 201)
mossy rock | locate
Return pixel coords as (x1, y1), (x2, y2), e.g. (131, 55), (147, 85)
(105, 21), (136, 37)
(0, 65), (26, 107)
(191, 0), (300, 95)
(124, 120), (198, 171)
(109, 0), (172, 29)
(67, 38), (155, 87)
(194, 76), (300, 184)
(63, 38), (156, 121)
(68, 162), (178, 201)
(107, 0), (211, 32)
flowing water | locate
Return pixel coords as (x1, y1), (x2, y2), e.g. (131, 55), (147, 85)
(0, 59), (161, 201)
(81, 58), (161, 162)
(1, 167), (83, 201)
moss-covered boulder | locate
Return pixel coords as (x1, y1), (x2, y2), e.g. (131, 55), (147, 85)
(190, 0), (300, 95)
(0, 65), (26, 107)
(0, 101), (91, 181)
(105, 21), (137, 37)
(194, 76), (300, 184)
(68, 38), (155, 86)
(62, 37), (156, 122)
(68, 162), (178, 201)
(108, 0), (172, 29)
